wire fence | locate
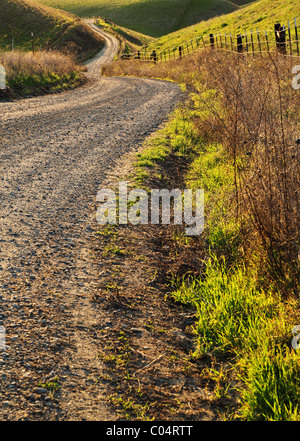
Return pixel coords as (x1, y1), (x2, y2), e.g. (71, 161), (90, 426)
(120, 18), (300, 62)
(0, 34), (42, 53)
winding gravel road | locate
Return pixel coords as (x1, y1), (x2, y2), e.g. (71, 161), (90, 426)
(0, 24), (183, 420)
(83, 21), (120, 76)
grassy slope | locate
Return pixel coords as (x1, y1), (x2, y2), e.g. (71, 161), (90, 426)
(0, 0), (104, 59)
(34, 0), (252, 37)
(147, 0), (300, 51)
(175, 0), (236, 30)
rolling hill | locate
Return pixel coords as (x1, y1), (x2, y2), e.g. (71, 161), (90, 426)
(34, 0), (256, 38)
(0, 0), (104, 60)
(145, 0), (300, 52)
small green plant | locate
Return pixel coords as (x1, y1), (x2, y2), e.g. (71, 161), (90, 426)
(108, 394), (155, 420)
(201, 360), (232, 399)
(103, 244), (125, 256)
(96, 226), (118, 238)
(38, 376), (60, 398)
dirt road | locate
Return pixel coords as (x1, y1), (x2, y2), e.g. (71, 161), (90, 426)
(83, 21), (120, 76)
(0, 25), (183, 420)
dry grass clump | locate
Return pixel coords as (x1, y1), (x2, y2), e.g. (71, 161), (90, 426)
(0, 50), (82, 78)
(0, 50), (86, 96)
(102, 56), (195, 83)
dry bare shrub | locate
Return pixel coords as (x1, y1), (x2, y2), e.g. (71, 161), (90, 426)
(196, 51), (299, 293)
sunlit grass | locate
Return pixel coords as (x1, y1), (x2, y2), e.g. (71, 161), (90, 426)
(172, 257), (300, 420)
(146, 0), (300, 52)
(35, 0), (245, 37)
(0, 0), (104, 59)
(0, 50), (85, 95)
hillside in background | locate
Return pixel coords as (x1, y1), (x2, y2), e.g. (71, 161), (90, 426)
(34, 0), (256, 38)
(0, 0), (104, 60)
(146, 0), (300, 52)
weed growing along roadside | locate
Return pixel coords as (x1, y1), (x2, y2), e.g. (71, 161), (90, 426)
(103, 49), (300, 420)
(0, 50), (86, 98)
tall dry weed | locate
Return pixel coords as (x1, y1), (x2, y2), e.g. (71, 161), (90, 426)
(197, 51), (299, 293)
(0, 50), (81, 79)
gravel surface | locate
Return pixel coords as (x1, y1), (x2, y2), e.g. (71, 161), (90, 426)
(83, 22), (120, 76)
(0, 28), (183, 420)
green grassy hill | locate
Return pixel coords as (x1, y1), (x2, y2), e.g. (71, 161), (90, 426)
(146, 0), (300, 52)
(0, 0), (104, 60)
(34, 0), (255, 37)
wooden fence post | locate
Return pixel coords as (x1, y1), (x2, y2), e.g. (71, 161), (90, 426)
(179, 46), (183, 59)
(250, 29), (255, 55)
(275, 23), (286, 54)
(295, 18), (299, 56)
(237, 34), (243, 52)
(287, 21), (292, 56)
(256, 28), (262, 54)
(31, 32), (34, 53)
(151, 50), (157, 63)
